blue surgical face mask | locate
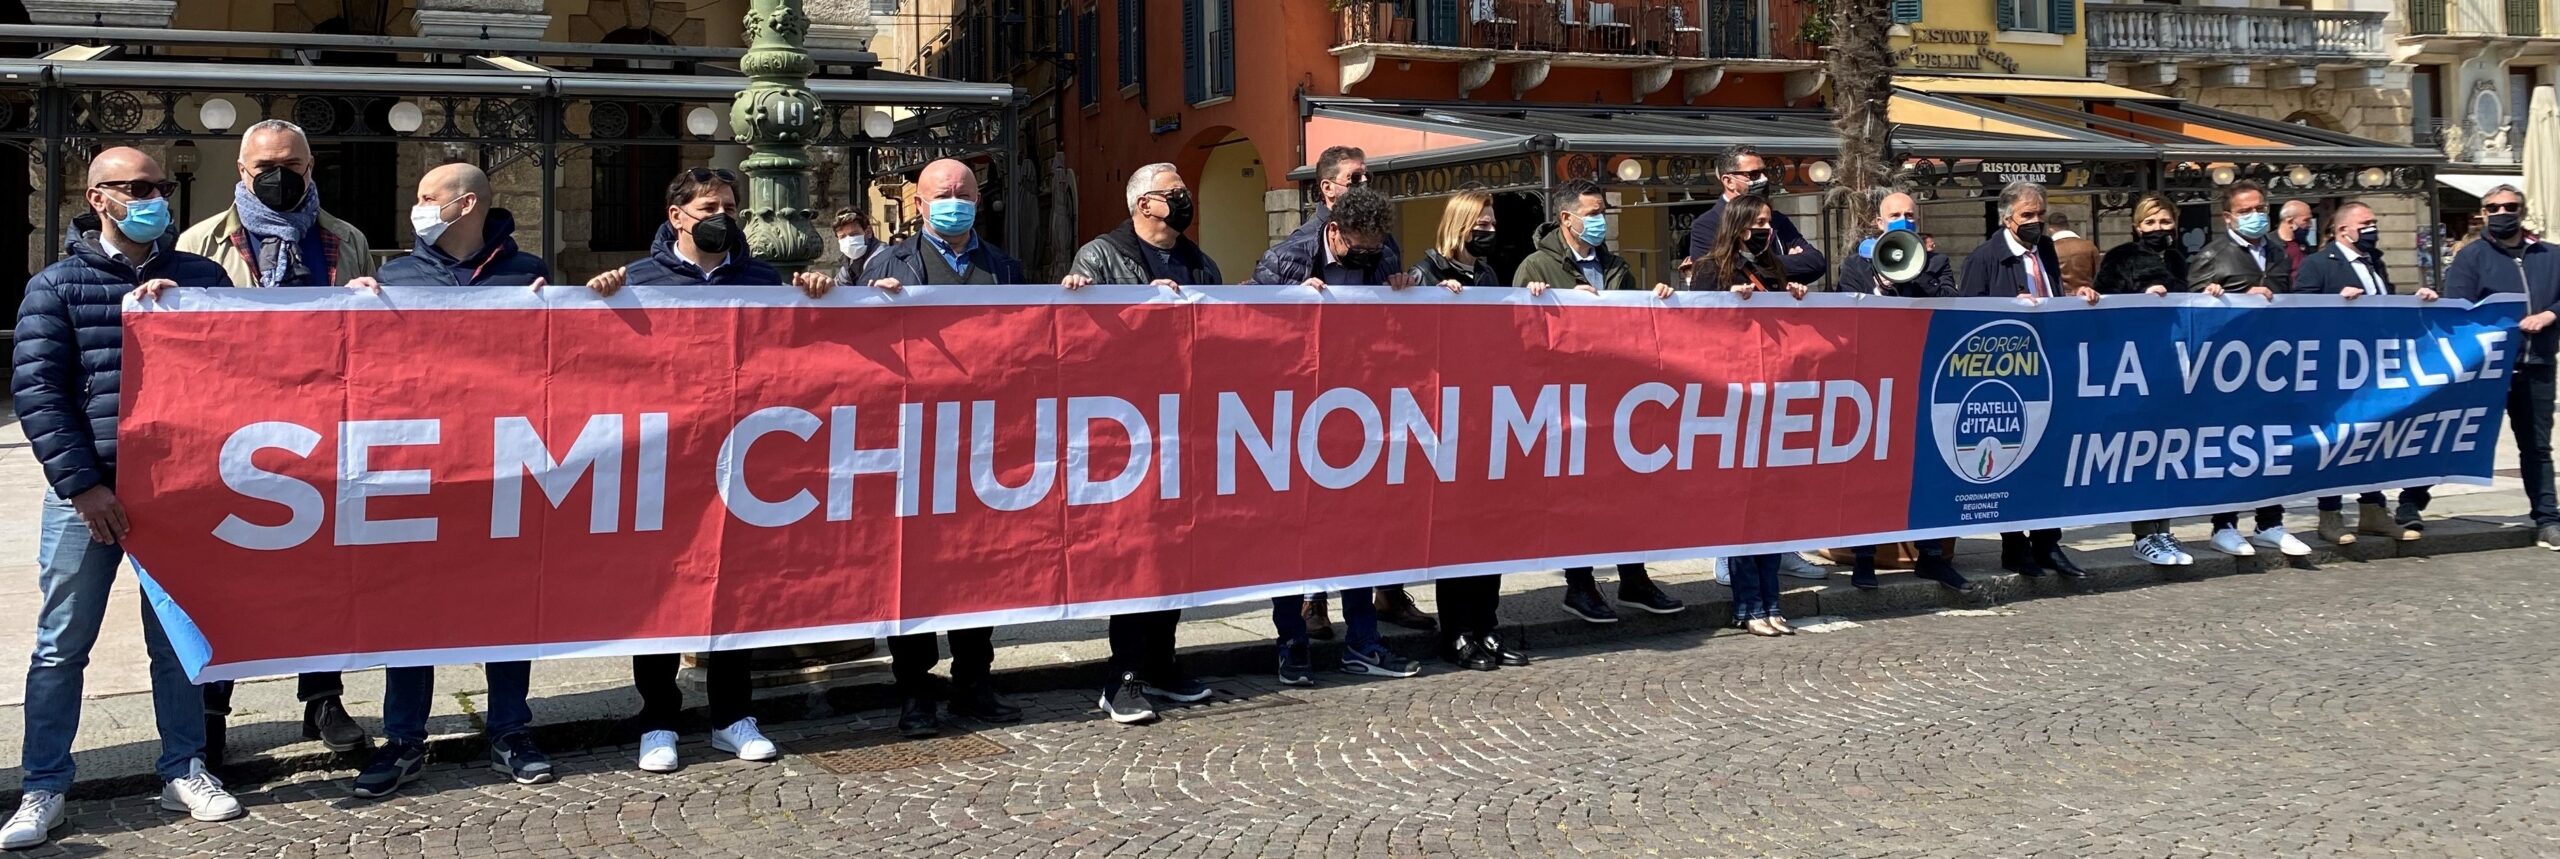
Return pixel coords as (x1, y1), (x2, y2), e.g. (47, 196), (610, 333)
(927, 198), (977, 238)
(1886, 215), (1918, 234)
(111, 196), (170, 243)
(1578, 214), (1609, 246)
(2235, 212), (2270, 239)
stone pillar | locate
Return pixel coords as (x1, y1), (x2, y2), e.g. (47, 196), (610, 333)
(23, 0), (175, 27)
(735, 0), (826, 276)
(413, 0), (553, 40)
(803, 0), (879, 53)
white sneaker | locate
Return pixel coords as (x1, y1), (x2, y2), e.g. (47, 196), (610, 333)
(2133, 534), (2181, 566)
(1, 790), (63, 849)
(2162, 536), (2196, 565)
(158, 759), (244, 822)
(711, 717), (779, 762)
(1710, 557), (1730, 585)
(2253, 526), (2313, 557)
(637, 730), (681, 773)
(1777, 552), (1831, 580)
(2209, 528), (2255, 557)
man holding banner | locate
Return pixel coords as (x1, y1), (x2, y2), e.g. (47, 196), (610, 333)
(1959, 181), (2093, 585)
(1845, 192), (1972, 593)
(2294, 201), (2438, 546)
(2444, 185), (2560, 550)
(2189, 180), (2311, 559)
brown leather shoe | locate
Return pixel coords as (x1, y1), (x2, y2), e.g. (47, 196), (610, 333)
(1302, 594), (1335, 641)
(2319, 510), (2356, 545)
(2355, 503), (2398, 541)
(1374, 586), (1438, 631)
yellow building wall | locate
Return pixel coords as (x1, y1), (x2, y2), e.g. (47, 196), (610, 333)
(1889, 1), (2087, 80)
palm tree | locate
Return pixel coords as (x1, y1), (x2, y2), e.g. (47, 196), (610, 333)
(1829, 0), (1895, 229)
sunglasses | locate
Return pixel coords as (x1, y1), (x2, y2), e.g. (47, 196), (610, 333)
(1144, 190), (1192, 205)
(1333, 172), (1370, 187)
(93, 179), (179, 199)
(2486, 202), (2524, 214)
(686, 167), (740, 185)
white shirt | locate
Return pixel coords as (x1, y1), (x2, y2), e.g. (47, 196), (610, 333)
(2335, 240), (2386, 294)
(2004, 229), (2051, 296)
(2228, 229), (2268, 271)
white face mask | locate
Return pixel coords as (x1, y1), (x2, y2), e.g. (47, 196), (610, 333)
(839, 235), (867, 258)
(411, 196), (465, 245)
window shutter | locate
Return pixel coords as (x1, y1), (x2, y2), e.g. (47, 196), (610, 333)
(1183, 0), (1203, 104)
(1995, 0), (2016, 30)
(2048, 0), (2075, 33)
(1216, 0), (1236, 98)
(1891, 0), (1922, 24)
(1079, 9), (1099, 105)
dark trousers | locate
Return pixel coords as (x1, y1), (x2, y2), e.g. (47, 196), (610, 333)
(2002, 529), (2060, 553)
(889, 627), (995, 699)
(2514, 363), (2560, 526)
(1106, 610), (1181, 684)
(631, 651), (750, 734)
(2212, 506), (2285, 532)
(1727, 554), (1783, 621)
(1563, 563), (1650, 586)
(202, 671), (343, 717)
(2316, 488), (2431, 514)
(1434, 575), (1502, 638)
(1853, 541), (1948, 563)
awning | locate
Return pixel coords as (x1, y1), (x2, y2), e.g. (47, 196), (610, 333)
(1895, 75), (2174, 102)
(2439, 172), (2523, 199)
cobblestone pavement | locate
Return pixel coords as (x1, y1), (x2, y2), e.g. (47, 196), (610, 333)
(31, 548), (2560, 858)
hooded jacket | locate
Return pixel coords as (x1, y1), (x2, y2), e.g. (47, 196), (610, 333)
(376, 208), (551, 287)
(620, 222), (785, 286)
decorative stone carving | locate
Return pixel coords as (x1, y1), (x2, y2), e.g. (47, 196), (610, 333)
(803, 0), (877, 52)
(25, 0), (176, 28)
(414, 0), (552, 40)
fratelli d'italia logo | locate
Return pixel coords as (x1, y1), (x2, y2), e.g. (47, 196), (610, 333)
(1930, 320), (2053, 484)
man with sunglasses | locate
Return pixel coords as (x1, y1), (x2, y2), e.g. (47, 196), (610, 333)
(1061, 162), (1221, 725)
(2443, 185), (2560, 550)
(175, 117), (373, 762)
(5, 147), (244, 849)
(859, 158), (1030, 739)
(1684, 145), (1826, 285)
(2294, 201), (2442, 546)
(582, 167), (836, 295)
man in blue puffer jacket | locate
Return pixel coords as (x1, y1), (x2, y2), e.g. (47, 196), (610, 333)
(4, 146), (243, 849)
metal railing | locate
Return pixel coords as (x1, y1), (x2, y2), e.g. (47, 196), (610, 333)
(2084, 3), (2387, 60)
(1333, 0), (1808, 59)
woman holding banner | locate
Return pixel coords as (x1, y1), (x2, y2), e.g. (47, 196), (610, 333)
(1674, 196), (1808, 637)
(1408, 189), (1529, 670)
(2095, 194), (2199, 568)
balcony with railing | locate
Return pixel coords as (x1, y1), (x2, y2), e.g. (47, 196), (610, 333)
(1331, 0), (1821, 99)
(2085, 2), (2389, 88)
(2397, 0), (2560, 66)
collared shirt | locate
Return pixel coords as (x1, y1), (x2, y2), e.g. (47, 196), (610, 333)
(923, 230), (979, 278)
(2004, 229), (2051, 296)
(2229, 229), (2268, 271)
(1570, 242), (1606, 289)
(2337, 240), (2386, 293)
(1319, 241), (1373, 286)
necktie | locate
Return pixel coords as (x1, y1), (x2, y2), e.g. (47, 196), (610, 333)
(2023, 250), (2049, 297)
(2354, 256), (2384, 294)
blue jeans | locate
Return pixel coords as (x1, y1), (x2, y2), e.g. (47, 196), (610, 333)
(22, 492), (205, 791)
(1272, 588), (1379, 655)
(382, 662), (532, 747)
(1727, 554), (1784, 621)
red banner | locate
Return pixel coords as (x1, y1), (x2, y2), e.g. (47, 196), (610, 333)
(125, 285), (1934, 681)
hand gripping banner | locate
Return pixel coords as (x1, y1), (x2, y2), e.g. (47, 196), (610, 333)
(117, 286), (2526, 682)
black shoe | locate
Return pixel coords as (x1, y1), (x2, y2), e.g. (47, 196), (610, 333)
(1915, 557), (1977, 593)
(897, 698), (940, 739)
(1999, 534), (2037, 576)
(1375, 586), (1439, 631)
(202, 715), (227, 767)
(1850, 555), (1880, 590)
(2036, 546), (2089, 579)
(2541, 523), (2560, 550)
(950, 684), (1022, 724)
(304, 697), (369, 753)
(487, 731), (555, 785)
(1140, 675), (1215, 704)
(1615, 581), (1687, 615)
(1443, 634), (1496, 671)
(1480, 632), (1529, 667)
(1098, 672), (1158, 725)
(350, 740), (425, 799)
(1276, 640), (1316, 686)
(1561, 585), (1619, 623)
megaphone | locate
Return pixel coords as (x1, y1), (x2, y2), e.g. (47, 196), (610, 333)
(1870, 229), (1927, 284)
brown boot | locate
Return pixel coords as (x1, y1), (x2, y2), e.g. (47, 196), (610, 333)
(2318, 510), (2356, 544)
(2356, 503), (2401, 541)
(1302, 594), (1335, 641)
(1374, 586), (1438, 631)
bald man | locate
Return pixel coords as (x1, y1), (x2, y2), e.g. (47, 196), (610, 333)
(6, 147), (243, 847)
(361, 162), (550, 289)
(860, 158), (1027, 738)
(1835, 191), (1954, 297)
(2276, 199), (2314, 274)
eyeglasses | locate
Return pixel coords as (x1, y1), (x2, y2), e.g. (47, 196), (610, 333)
(93, 179), (178, 199)
(1143, 190), (1192, 205)
(2486, 202), (2525, 214)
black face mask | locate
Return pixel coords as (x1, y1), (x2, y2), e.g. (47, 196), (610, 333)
(2488, 212), (2524, 240)
(2014, 221), (2047, 246)
(690, 213), (737, 255)
(2137, 229), (2174, 252)
(1744, 228), (1773, 252)
(1160, 195), (1195, 232)
(252, 166), (307, 213)
(1743, 176), (1772, 197)
(2353, 225), (2380, 254)
(1464, 230), (1498, 259)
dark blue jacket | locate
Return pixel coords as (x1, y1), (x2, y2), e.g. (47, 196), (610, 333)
(857, 232), (1029, 286)
(1258, 204), (1402, 285)
(376, 208), (551, 287)
(621, 222), (785, 286)
(1686, 198), (1828, 285)
(1836, 247), (1955, 297)
(2445, 237), (2560, 362)
(2291, 241), (2395, 296)
(1957, 231), (2064, 298)
(1247, 224), (1398, 285)
(13, 232), (232, 499)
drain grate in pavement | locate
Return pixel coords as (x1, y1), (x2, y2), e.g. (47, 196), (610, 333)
(791, 730), (1011, 775)
(1160, 692), (1306, 722)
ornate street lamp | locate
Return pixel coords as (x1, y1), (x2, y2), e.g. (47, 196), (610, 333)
(733, 0), (826, 276)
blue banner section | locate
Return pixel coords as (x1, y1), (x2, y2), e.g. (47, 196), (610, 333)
(1907, 296), (2527, 533)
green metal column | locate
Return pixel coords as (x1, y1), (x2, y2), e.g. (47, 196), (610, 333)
(735, 0), (826, 276)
